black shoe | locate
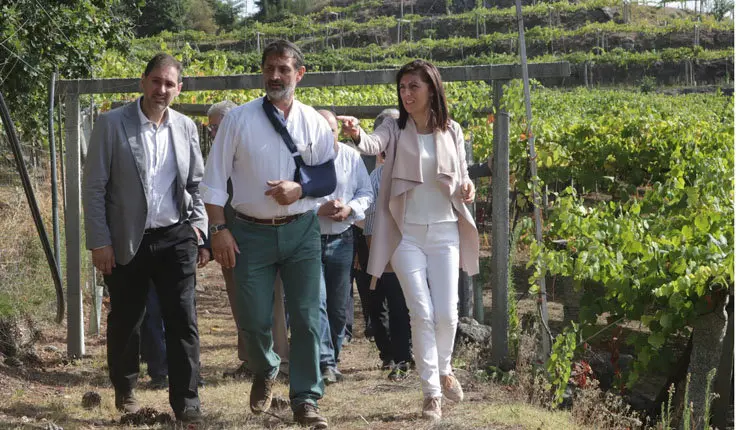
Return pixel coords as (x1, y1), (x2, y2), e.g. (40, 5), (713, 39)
(388, 361), (410, 382)
(321, 366), (337, 385)
(148, 375), (168, 390)
(114, 390), (140, 414)
(293, 402), (329, 429)
(363, 325), (375, 339)
(176, 406), (203, 424)
(381, 359), (395, 371)
(250, 375), (275, 414)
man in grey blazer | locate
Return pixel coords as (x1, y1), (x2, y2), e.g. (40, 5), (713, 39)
(82, 53), (207, 424)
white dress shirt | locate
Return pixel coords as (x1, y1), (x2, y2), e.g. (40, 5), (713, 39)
(200, 98), (336, 219)
(136, 98), (179, 229)
(317, 143), (373, 235)
(404, 134), (458, 225)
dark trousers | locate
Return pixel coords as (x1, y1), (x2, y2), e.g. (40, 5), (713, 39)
(105, 223), (200, 413)
(370, 273), (412, 364)
(141, 286), (168, 379)
(348, 226), (373, 337)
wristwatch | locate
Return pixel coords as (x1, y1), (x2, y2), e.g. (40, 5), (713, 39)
(209, 223), (228, 235)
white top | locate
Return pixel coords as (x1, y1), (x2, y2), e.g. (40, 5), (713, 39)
(404, 133), (458, 225)
(317, 143), (373, 235)
(200, 98), (336, 219)
(136, 98), (179, 229)
(363, 164), (383, 236)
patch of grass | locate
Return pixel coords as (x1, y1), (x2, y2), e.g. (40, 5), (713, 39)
(0, 181), (59, 319)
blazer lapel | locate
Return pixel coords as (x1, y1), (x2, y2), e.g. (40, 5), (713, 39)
(390, 120), (422, 197)
(170, 113), (189, 189)
(434, 127), (458, 196)
(122, 102), (147, 189)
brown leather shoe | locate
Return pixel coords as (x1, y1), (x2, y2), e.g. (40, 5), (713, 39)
(114, 390), (140, 414)
(293, 403), (328, 429)
(249, 375), (275, 415)
(422, 396), (442, 421)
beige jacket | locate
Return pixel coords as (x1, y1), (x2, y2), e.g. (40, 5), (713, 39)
(357, 116), (480, 279)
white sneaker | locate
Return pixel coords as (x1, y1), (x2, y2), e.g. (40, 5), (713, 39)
(441, 373), (464, 402)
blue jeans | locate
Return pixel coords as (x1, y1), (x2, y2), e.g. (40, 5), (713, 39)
(141, 283), (168, 379)
(318, 228), (354, 369)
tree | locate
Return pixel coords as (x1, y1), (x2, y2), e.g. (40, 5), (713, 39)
(185, 0), (218, 34)
(208, 0), (244, 33)
(710, 0), (734, 20)
(135, 0), (188, 36)
(254, 0), (316, 21)
(0, 0), (133, 143)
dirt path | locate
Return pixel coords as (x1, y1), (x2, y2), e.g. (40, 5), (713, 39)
(0, 263), (581, 430)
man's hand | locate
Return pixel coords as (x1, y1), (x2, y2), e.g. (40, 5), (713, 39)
(461, 180), (475, 204)
(336, 115), (361, 142)
(265, 180), (302, 205)
(317, 200), (342, 217)
(212, 229), (240, 269)
(92, 246), (116, 275)
(329, 204), (352, 222)
(197, 248), (210, 268)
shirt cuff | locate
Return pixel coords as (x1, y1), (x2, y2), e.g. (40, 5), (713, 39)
(347, 200), (366, 223)
(199, 183), (230, 207)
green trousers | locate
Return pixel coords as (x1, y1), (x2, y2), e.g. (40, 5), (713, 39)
(231, 211), (324, 408)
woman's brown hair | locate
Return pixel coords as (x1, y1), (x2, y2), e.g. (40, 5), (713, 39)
(395, 60), (449, 131)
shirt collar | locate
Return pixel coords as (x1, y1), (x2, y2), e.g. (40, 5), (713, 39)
(137, 96), (172, 128)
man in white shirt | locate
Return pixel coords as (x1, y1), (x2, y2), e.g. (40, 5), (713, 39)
(314, 110), (373, 384)
(82, 53), (206, 424)
(200, 40), (334, 429)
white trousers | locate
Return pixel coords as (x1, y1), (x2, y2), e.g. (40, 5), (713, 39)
(391, 222), (460, 398)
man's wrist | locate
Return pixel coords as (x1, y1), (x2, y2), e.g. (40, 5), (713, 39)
(209, 223), (228, 235)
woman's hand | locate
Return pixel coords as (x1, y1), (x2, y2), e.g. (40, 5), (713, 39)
(461, 180), (475, 204)
(337, 115), (361, 142)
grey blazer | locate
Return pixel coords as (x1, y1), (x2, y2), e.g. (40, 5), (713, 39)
(82, 100), (208, 265)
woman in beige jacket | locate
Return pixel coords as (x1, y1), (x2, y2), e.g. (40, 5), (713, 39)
(339, 60), (480, 421)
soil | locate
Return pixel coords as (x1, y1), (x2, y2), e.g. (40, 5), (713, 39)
(0, 261), (580, 430)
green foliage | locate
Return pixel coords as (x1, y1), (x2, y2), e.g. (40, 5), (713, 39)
(702, 368), (717, 429)
(135, 0), (189, 36)
(639, 75), (657, 93)
(210, 0), (244, 33)
(521, 89), (733, 388)
(710, 0), (734, 20)
(547, 323), (578, 407)
(508, 219), (523, 357)
(186, 0), (218, 34)
(0, 0), (133, 143)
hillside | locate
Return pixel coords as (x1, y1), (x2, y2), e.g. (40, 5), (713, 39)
(107, 0), (735, 87)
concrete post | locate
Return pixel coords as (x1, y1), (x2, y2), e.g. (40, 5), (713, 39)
(490, 81), (510, 366)
(65, 91), (84, 358)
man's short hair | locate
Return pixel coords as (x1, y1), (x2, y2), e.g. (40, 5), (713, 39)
(144, 53), (183, 82)
(374, 108), (400, 130)
(207, 100), (238, 118)
(261, 40), (304, 70)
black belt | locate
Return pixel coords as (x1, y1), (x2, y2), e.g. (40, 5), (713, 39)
(144, 222), (182, 235)
(236, 211), (305, 226)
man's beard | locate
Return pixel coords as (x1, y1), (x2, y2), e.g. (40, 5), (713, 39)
(265, 80), (295, 102)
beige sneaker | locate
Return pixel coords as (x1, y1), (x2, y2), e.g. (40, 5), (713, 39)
(422, 396), (442, 421)
(441, 373), (464, 402)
